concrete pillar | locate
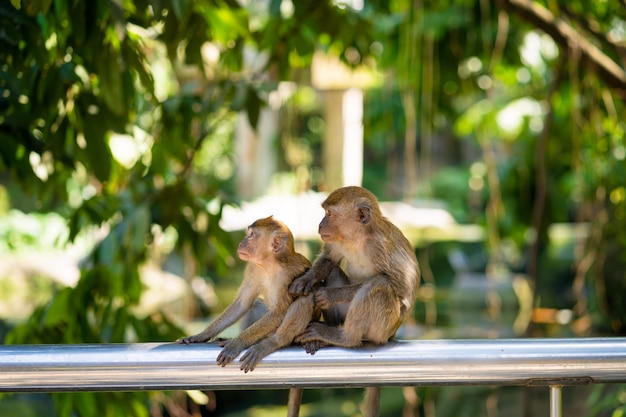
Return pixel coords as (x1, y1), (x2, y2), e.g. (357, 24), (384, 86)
(235, 108), (278, 200)
(321, 88), (363, 190)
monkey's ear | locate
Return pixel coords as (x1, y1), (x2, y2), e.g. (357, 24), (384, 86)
(271, 232), (289, 254)
(357, 206), (372, 224)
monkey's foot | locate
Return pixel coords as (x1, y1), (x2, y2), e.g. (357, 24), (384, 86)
(239, 345), (269, 373)
(295, 322), (348, 352)
(294, 323), (324, 352)
(294, 322), (325, 341)
(216, 341), (244, 367)
(302, 340), (327, 355)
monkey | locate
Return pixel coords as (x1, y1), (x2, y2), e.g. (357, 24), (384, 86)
(289, 186), (420, 417)
(176, 216), (314, 366)
(177, 216), (315, 417)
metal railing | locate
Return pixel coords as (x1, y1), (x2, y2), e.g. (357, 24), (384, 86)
(1, 338), (626, 416)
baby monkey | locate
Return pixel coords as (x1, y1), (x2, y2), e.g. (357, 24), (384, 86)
(177, 216), (315, 374)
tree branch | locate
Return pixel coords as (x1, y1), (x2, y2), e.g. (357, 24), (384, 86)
(561, 5), (626, 65)
(498, 0), (626, 98)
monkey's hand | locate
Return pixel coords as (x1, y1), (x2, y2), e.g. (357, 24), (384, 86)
(289, 274), (311, 296)
(290, 256), (336, 296)
(216, 340), (244, 367)
(176, 334), (210, 344)
(289, 269), (321, 297)
(313, 288), (333, 309)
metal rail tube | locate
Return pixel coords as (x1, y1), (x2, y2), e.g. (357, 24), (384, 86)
(1, 338), (625, 392)
(550, 385), (562, 417)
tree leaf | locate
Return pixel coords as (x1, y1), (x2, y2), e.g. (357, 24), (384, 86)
(245, 85), (264, 129)
(123, 203), (150, 254)
(171, 0), (191, 21)
(43, 288), (71, 326)
(73, 393), (97, 417)
(82, 112), (113, 182)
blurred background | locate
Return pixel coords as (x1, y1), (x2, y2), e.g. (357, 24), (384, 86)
(1, 0), (626, 415)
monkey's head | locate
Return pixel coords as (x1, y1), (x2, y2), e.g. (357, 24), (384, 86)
(318, 186), (382, 243)
(238, 216), (295, 263)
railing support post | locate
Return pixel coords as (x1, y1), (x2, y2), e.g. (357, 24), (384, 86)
(549, 385), (562, 417)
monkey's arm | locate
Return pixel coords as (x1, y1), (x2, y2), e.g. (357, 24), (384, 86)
(289, 254), (336, 296)
(177, 297), (253, 344)
(314, 283), (362, 309)
(216, 307), (287, 366)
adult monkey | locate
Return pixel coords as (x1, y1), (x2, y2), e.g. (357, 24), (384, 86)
(178, 216), (315, 417)
(290, 186), (420, 417)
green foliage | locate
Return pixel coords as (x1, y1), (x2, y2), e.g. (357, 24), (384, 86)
(0, 0), (399, 415)
(0, 211), (67, 252)
(362, 0), (626, 345)
(587, 385), (626, 417)
(428, 168), (474, 223)
(3, 0), (626, 415)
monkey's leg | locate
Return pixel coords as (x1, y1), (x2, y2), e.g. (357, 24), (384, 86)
(294, 322), (359, 347)
(344, 279), (402, 344)
(240, 296), (315, 372)
(298, 281), (401, 348)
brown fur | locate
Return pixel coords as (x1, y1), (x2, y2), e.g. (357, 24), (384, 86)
(177, 216), (314, 374)
(289, 186), (420, 417)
